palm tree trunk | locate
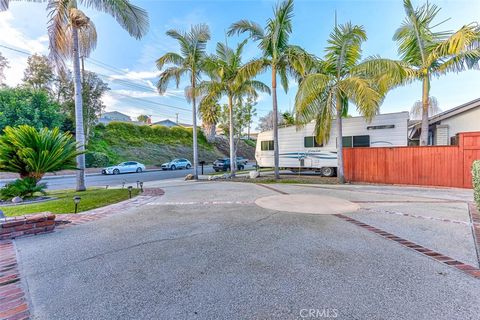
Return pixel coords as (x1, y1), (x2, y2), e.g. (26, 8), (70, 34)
(72, 26), (86, 191)
(419, 76), (430, 146)
(191, 75), (199, 179)
(203, 123), (216, 143)
(272, 65), (280, 179)
(336, 95), (345, 184)
(228, 95), (236, 176)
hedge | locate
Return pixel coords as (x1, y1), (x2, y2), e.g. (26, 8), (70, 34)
(473, 160), (480, 209)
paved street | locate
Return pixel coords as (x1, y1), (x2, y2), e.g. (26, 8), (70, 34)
(13, 180), (480, 319)
(0, 166), (219, 190)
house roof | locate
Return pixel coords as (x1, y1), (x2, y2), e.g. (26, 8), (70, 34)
(428, 97), (480, 124)
(152, 119), (179, 126)
(101, 111), (131, 119)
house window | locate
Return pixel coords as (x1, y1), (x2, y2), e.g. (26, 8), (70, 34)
(261, 140), (274, 151)
(339, 135), (370, 148)
(304, 136), (323, 148)
(367, 125), (395, 130)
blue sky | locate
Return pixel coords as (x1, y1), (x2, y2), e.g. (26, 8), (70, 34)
(0, 0), (479, 128)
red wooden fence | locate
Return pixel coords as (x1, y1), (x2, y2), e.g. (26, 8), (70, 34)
(343, 132), (480, 188)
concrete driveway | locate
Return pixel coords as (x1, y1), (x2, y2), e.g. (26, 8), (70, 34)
(13, 180), (480, 319)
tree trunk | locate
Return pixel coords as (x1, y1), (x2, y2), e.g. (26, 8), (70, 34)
(203, 122), (216, 143)
(272, 65), (280, 179)
(336, 95), (345, 184)
(72, 26), (86, 191)
(419, 76), (430, 146)
(191, 75), (199, 179)
(228, 95), (236, 176)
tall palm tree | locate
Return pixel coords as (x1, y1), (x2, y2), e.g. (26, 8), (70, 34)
(156, 24), (211, 179)
(2, 0), (149, 191)
(295, 23), (406, 183)
(199, 40), (270, 176)
(228, 0), (313, 179)
(394, 0), (480, 146)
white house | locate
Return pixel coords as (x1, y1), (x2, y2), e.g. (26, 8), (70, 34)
(409, 98), (480, 145)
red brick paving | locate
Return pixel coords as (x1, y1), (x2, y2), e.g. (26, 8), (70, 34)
(0, 241), (30, 320)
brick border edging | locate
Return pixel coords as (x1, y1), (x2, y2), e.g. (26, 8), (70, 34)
(335, 214), (480, 279)
(467, 202), (480, 267)
(256, 183), (480, 280)
(55, 188), (165, 229)
(0, 240), (30, 320)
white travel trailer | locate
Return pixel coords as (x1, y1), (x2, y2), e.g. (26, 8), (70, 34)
(255, 111), (409, 176)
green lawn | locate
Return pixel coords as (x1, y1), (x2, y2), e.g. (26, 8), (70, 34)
(1, 188), (141, 217)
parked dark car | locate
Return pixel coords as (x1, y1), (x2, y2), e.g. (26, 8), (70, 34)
(213, 158), (245, 172)
(236, 157), (248, 166)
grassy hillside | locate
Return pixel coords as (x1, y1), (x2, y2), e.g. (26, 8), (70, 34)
(86, 122), (224, 167)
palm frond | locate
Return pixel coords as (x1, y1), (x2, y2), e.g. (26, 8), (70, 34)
(227, 19), (265, 40)
(156, 66), (186, 94)
(156, 52), (184, 70)
(339, 76), (381, 121)
(325, 22), (367, 77)
(80, 0), (149, 39)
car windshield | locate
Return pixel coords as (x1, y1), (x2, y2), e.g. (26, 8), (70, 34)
(172, 159), (180, 162)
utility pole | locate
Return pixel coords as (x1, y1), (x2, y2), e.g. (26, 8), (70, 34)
(175, 113), (179, 124)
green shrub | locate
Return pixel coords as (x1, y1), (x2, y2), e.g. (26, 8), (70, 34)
(0, 125), (82, 181)
(0, 177), (47, 201)
(473, 160), (480, 209)
(85, 151), (110, 168)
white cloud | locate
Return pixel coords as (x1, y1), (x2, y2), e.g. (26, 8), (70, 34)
(109, 70), (158, 81)
(0, 11), (49, 86)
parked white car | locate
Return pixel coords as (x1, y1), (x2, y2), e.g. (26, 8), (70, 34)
(161, 158), (192, 170)
(102, 161), (146, 175)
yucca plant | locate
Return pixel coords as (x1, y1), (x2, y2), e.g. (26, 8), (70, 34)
(0, 125), (82, 181)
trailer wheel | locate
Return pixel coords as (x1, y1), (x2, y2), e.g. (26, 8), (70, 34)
(321, 167), (335, 177)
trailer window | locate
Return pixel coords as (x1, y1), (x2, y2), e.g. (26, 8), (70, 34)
(304, 136), (323, 148)
(261, 140), (274, 151)
(339, 135), (370, 148)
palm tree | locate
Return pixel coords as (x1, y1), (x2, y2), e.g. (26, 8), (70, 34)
(199, 101), (221, 142)
(2, 1), (149, 191)
(228, 0), (313, 179)
(156, 24), (211, 179)
(295, 23), (406, 183)
(394, 0), (480, 146)
(410, 96), (441, 120)
(199, 40), (270, 176)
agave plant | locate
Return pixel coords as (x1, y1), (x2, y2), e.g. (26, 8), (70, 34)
(0, 125), (82, 181)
